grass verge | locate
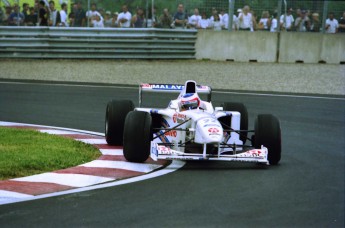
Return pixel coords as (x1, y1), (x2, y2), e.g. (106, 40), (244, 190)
(0, 127), (101, 180)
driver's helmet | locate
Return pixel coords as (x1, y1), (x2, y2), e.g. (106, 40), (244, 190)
(179, 93), (200, 111)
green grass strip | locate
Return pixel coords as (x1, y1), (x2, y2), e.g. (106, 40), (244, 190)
(0, 127), (101, 180)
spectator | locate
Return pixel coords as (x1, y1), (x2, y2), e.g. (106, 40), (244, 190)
(26, 7), (37, 26)
(112, 12), (119, 27)
(131, 7), (145, 28)
(339, 11), (345, 33)
(59, 2), (68, 27)
(117, 4), (131, 28)
(294, 10), (310, 32)
(91, 14), (103, 27)
(48, 1), (60, 26)
(280, 8), (294, 31)
(8, 4), (24, 26)
(325, 12), (338, 33)
(238, 5), (253, 31)
(209, 7), (222, 22)
(219, 8), (232, 30)
(173, 3), (188, 28)
(270, 12), (278, 32)
(197, 12), (210, 29)
(4, 6), (13, 25)
(310, 12), (320, 32)
(74, 1), (86, 27)
(210, 13), (222, 31)
(22, 3), (29, 24)
(148, 6), (158, 28)
(258, 11), (270, 31)
(68, 12), (75, 26)
(0, 6), (4, 24)
(159, 8), (173, 29)
(86, 3), (102, 27)
(38, 0), (48, 26)
(103, 11), (112, 27)
(188, 8), (201, 29)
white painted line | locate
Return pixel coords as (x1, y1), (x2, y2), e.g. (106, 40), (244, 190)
(0, 190), (33, 198)
(76, 139), (108, 144)
(0, 121), (104, 137)
(0, 190), (33, 203)
(12, 173), (114, 188)
(0, 160), (186, 205)
(39, 129), (85, 135)
(0, 122), (28, 126)
(99, 149), (123, 156)
(81, 160), (161, 173)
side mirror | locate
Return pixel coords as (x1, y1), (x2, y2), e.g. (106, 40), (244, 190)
(215, 107), (223, 112)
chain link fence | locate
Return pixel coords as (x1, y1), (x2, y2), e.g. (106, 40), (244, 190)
(0, 0), (344, 33)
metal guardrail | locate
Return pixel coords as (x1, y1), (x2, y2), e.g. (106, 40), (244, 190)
(0, 27), (197, 59)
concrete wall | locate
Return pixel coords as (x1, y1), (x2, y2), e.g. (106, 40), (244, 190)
(279, 32), (345, 64)
(196, 30), (278, 62)
(196, 30), (345, 64)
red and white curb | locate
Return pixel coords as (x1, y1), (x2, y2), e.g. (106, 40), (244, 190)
(0, 121), (185, 205)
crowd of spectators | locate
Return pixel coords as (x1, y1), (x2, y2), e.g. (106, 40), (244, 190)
(0, 1), (344, 33)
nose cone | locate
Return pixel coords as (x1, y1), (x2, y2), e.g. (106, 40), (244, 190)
(195, 118), (223, 144)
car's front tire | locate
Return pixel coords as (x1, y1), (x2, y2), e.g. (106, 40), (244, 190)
(105, 100), (134, 145)
(123, 111), (152, 163)
(254, 114), (281, 165)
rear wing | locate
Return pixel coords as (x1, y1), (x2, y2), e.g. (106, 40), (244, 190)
(139, 83), (212, 107)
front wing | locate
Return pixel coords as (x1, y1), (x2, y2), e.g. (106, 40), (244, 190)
(150, 142), (269, 165)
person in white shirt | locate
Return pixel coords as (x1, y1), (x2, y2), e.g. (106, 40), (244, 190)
(86, 3), (103, 27)
(258, 11), (270, 31)
(209, 7), (222, 23)
(280, 8), (294, 31)
(188, 8), (201, 29)
(238, 5), (253, 31)
(197, 12), (210, 29)
(117, 4), (132, 28)
(210, 14), (223, 31)
(294, 10), (310, 32)
(325, 12), (339, 33)
(91, 14), (104, 28)
(59, 3), (68, 27)
(270, 12), (278, 32)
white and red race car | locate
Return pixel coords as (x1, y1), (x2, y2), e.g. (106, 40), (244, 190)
(105, 80), (281, 165)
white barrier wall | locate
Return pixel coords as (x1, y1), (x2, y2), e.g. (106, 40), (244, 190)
(279, 32), (345, 64)
(196, 30), (278, 62)
(196, 30), (345, 64)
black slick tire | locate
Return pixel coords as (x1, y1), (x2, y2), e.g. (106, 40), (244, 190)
(123, 111), (152, 163)
(105, 100), (134, 145)
(254, 114), (281, 165)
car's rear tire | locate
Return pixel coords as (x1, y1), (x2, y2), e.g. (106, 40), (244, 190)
(221, 102), (249, 144)
(254, 114), (281, 165)
(105, 100), (134, 145)
(123, 111), (152, 163)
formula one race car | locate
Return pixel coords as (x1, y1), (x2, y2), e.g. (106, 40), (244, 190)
(105, 80), (281, 165)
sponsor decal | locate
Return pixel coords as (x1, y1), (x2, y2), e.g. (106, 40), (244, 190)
(164, 130), (177, 137)
(141, 84), (210, 91)
(249, 150), (262, 157)
(208, 127), (220, 136)
(173, 113), (186, 123)
(158, 146), (171, 154)
(142, 84), (184, 90)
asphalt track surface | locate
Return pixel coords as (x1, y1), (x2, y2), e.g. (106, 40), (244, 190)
(0, 80), (344, 227)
